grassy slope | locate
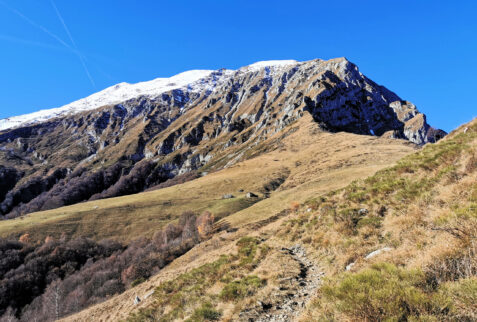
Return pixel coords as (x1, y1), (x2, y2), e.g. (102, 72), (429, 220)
(291, 118), (477, 321)
(67, 118), (476, 322)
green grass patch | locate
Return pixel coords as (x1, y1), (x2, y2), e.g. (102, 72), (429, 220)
(219, 275), (266, 301)
(131, 277), (146, 287)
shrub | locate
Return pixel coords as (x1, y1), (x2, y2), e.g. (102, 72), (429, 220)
(290, 201), (300, 211)
(236, 237), (260, 266)
(357, 216), (382, 229)
(131, 277), (146, 287)
(425, 238), (477, 286)
(335, 208), (365, 232)
(187, 302), (221, 321)
(219, 275), (266, 301)
(320, 263), (450, 321)
(440, 277), (477, 320)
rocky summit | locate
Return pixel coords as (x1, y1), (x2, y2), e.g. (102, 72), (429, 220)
(0, 58), (445, 219)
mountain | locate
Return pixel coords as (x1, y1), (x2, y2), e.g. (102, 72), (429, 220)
(3, 57), (474, 322)
(0, 58), (445, 220)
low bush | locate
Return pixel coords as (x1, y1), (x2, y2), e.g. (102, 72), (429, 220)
(236, 237), (260, 266)
(131, 277), (146, 287)
(187, 302), (221, 321)
(319, 263), (450, 321)
(426, 236), (477, 286)
(440, 277), (477, 320)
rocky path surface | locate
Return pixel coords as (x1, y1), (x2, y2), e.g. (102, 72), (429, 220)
(239, 245), (323, 322)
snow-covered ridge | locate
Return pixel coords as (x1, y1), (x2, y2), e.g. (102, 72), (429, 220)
(244, 60), (298, 70)
(0, 60), (301, 131)
(0, 69), (215, 131)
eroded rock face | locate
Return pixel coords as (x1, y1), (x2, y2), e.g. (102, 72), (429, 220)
(0, 58), (445, 217)
(0, 166), (22, 204)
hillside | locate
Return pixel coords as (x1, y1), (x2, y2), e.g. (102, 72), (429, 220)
(0, 115), (417, 243)
(64, 118), (476, 321)
(0, 58), (444, 220)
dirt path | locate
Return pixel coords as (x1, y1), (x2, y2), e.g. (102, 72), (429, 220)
(239, 244), (323, 322)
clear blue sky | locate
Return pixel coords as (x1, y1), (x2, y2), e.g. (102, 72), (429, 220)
(0, 0), (475, 132)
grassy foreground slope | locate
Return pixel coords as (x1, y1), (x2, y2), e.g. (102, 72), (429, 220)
(0, 114), (416, 243)
(66, 118), (476, 322)
(294, 118), (477, 321)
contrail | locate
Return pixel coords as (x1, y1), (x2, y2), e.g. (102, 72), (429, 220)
(49, 0), (77, 48)
(0, 0), (73, 51)
(50, 0), (95, 87)
(0, 0), (96, 88)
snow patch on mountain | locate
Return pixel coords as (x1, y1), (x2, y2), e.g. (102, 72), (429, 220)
(245, 60), (298, 70)
(0, 60), (303, 131)
(0, 69), (218, 131)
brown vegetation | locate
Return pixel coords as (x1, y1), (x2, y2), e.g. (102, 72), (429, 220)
(0, 212), (214, 321)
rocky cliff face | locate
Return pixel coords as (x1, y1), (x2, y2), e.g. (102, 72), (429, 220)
(0, 58), (445, 218)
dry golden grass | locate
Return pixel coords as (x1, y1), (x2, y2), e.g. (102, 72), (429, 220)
(283, 118), (477, 320)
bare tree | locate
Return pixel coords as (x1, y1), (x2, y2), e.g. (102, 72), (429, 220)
(41, 280), (63, 321)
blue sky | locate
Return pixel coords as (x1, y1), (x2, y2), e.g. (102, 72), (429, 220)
(0, 0), (475, 132)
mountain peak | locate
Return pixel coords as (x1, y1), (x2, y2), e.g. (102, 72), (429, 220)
(0, 58), (444, 146)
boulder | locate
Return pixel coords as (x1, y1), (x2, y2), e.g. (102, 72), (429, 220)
(358, 208), (368, 216)
(345, 262), (355, 271)
(365, 247), (392, 260)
